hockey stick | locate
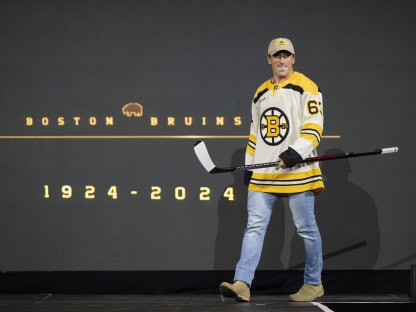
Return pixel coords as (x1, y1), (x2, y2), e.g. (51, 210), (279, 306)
(193, 140), (398, 174)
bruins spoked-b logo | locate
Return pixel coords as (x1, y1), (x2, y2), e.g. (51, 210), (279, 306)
(260, 107), (289, 145)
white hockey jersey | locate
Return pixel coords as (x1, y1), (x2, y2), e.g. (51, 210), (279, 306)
(246, 71), (325, 195)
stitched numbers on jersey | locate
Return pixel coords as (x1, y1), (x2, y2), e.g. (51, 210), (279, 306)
(307, 100), (322, 115)
(260, 107), (289, 146)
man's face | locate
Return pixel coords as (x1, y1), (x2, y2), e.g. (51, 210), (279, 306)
(268, 51), (295, 82)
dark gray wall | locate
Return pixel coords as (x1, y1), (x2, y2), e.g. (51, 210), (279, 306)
(0, 0), (414, 271)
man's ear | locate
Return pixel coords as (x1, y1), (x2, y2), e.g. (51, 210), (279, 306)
(267, 54), (272, 64)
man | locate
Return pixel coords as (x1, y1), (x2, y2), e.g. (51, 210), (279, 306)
(219, 38), (325, 302)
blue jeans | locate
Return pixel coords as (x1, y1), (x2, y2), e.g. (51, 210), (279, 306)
(234, 190), (322, 286)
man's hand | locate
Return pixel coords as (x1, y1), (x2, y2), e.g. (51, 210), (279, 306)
(278, 147), (303, 168)
(277, 158), (286, 169)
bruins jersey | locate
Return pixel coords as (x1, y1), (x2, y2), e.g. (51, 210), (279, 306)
(246, 71), (324, 195)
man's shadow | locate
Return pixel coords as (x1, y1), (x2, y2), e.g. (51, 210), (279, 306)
(288, 148), (380, 270)
(214, 148), (284, 270)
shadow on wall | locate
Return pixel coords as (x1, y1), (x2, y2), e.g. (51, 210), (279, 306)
(213, 148), (284, 271)
(288, 148), (380, 270)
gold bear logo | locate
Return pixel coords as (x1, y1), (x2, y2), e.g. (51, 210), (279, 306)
(122, 102), (143, 117)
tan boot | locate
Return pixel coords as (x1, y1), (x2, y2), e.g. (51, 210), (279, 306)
(289, 283), (324, 302)
(219, 280), (250, 302)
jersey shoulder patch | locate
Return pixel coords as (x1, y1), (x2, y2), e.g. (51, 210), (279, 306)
(252, 79), (273, 104)
(288, 72), (320, 95)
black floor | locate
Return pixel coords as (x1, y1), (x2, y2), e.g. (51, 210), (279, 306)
(0, 294), (413, 312)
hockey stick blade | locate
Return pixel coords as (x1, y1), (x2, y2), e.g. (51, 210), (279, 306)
(193, 140), (277, 173)
(193, 140), (217, 173)
(193, 141), (398, 174)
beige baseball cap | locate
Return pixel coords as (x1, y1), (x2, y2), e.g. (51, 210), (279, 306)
(268, 38), (295, 55)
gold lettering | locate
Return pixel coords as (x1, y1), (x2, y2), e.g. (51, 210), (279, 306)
(216, 116), (224, 126)
(105, 116), (114, 126)
(23, 114), (246, 128)
(167, 117), (175, 126)
(150, 117), (158, 126)
(175, 186), (186, 200)
(184, 117), (192, 126)
(151, 186), (161, 200)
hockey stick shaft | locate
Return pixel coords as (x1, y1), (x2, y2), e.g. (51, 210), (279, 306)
(193, 141), (398, 174)
(302, 147), (398, 162)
